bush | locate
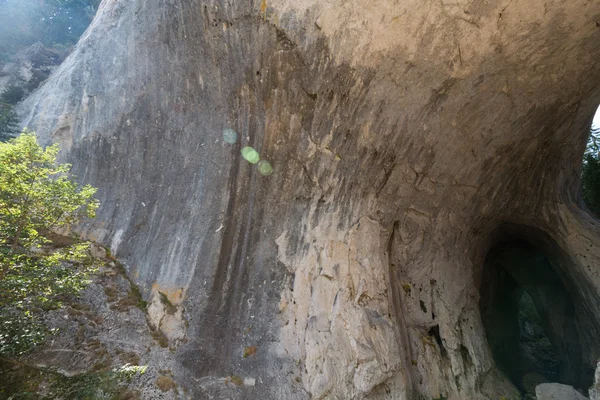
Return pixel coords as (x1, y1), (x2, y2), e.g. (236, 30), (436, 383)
(0, 131), (99, 356)
(0, 119), (144, 400)
(582, 152), (600, 215)
(1, 85), (25, 105)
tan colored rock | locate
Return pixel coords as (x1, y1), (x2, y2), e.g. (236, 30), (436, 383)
(146, 285), (186, 344)
(277, 216), (410, 398)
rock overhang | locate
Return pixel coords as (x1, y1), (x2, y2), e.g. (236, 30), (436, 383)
(16, 0), (600, 398)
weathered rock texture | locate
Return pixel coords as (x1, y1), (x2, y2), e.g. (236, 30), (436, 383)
(536, 383), (589, 400)
(18, 0), (600, 398)
(1, 243), (180, 399)
(25, 254), (180, 399)
(591, 360), (600, 400)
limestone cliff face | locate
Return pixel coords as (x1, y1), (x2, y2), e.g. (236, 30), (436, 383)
(18, 0), (600, 398)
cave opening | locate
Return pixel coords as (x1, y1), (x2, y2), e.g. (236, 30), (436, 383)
(479, 231), (591, 397)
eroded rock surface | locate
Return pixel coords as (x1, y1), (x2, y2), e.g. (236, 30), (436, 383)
(18, 0), (600, 398)
(4, 245), (181, 399)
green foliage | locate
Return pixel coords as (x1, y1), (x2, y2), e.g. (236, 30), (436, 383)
(131, 284), (148, 311)
(45, 364), (147, 399)
(588, 126), (600, 154)
(0, 131), (98, 255)
(0, 104), (19, 142)
(0, 309), (46, 356)
(0, 131), (99, 356)
(582, 127), (600, 216)
(1, 85), (25, 105)
(226, 375), (244, 386)
(158, 291), (176, 314)
(0, 359), (146, 400)
(0, 131), (145, 398)
(0, 244), (95, 313)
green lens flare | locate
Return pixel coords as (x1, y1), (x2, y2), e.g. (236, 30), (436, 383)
(222, 128), (238, 144)
(258, 160), (273, 176)
(241, 146), (260, 164)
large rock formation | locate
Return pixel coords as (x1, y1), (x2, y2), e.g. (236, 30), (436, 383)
(18, 0), (600, 398)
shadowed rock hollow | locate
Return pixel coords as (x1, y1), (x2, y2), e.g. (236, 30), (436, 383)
(18, 0), (600, 398)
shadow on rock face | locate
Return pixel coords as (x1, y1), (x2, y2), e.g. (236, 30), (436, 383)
(480, 226), (593, 397)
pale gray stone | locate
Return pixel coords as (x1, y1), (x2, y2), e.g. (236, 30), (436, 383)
(536, 383), (588, 400)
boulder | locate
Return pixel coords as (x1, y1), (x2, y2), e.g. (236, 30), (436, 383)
(536, 383), (588, 400)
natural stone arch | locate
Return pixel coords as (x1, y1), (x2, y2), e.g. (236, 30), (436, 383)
(17, 0), (600, 398)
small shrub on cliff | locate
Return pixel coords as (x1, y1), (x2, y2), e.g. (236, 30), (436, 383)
(0, 131), (98, 259)
(582, 152), (600, 215)
(0, 131), (146, 398)
(0, 361), (147, 399)
(0, 130), (99, 356)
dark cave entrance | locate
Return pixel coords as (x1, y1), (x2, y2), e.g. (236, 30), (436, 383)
(479, 234), (591, 396)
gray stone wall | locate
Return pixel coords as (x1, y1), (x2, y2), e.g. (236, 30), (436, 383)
(18, 0), (600, 398)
